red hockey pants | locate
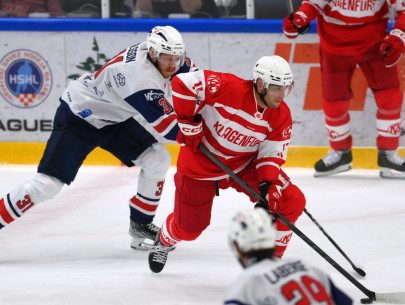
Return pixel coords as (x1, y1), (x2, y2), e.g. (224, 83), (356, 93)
(160, 160), (306, 257)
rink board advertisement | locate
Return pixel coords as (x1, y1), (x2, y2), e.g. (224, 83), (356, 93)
(0, 24), (404, 164)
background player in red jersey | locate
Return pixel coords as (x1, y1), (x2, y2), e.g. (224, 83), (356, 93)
(223, 208), (353, 305)
(284, 0), (405, 179)
(0, 26), (197, 251)
(148, 55), (306, 273)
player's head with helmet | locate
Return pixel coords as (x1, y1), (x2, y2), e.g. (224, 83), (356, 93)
(147, 25), (186, 79)
(228, 208), (276, 268)
(253, 55), (294, 109)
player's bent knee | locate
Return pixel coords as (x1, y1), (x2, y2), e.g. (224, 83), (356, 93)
(322, 99), (350, 119)
(175, 224), (202, 241)
(136, 143), (172, 178)
(281, 184), (306, 218)
(29, 173), (64, 202)
(373, 88), (403, 111)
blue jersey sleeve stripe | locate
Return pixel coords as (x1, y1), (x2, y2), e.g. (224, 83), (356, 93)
(125, 89), (166, 123)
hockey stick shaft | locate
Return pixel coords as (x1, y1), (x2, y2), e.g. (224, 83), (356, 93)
(198, 144), (375, 300)
(304, 208), (366, 277)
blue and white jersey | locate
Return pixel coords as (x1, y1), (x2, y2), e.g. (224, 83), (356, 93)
(61, 41), (197, 143)
(224, 258), (353, 305)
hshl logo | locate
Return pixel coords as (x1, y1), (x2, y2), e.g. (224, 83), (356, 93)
(0, 49), (52, 108)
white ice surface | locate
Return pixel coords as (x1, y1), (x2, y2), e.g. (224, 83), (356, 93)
(0, 165), (404, 305)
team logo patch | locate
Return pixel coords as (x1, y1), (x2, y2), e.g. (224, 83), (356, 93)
(0, 49), (52, 108)
(207, 74), (220, 94)
(277, 232), (292, 245)
(282, 125), (292, 139)
(387, 122), (401, 136)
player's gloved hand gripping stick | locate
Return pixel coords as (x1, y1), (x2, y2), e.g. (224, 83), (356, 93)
(199, 144), (405, 305)
(283, 0), (310, 38)
(177, 114), (203, 152)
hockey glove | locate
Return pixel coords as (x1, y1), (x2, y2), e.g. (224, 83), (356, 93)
(283, 11), (310, 39)
(380, 29), (405, 67)
(177, 114), (203, 153)
(258, 180), (282, 214)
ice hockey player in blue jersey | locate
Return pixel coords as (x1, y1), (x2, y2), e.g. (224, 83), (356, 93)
(0, 25), (197, 251)
(224, 208), (353, 305)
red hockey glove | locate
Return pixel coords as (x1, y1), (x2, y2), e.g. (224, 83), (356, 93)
(258, 180), (282, 214)
(177, 114), (203, 153)
(380, 29), (405, 67)
(283, 11), (310, 39)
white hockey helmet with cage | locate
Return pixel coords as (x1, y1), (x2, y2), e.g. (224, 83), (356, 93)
(253, 55), (293, 91)
(147, 25), (185, 58)
(228, 208), (276, 253)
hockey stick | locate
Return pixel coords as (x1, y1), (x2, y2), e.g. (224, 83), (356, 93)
(303, 208), (366, 277)
(199, 144), (405, 304)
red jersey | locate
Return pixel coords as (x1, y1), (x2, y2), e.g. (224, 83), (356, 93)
(172, 70), (293, 182)
(301, 0), (405, 55)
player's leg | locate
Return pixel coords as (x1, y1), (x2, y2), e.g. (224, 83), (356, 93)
(314, 48), (355, 176)
(129, 143), (172, 250)
(149, 171), (217, 273)
(101, 118), (160, 249)
(0, 173), (64, 229)
(358, 47), (405, 178)
(274, 178), (306, 258)
(229, 162), (306, 258)
(0, 104), (100, 230)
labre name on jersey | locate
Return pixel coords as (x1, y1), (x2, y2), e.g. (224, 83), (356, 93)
(264, 260), (308, 285)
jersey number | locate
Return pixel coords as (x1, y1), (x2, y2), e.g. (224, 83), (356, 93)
(16, 194), (34, 213)
(158, 98), (174, 114)
(281, 275), (333, 305)
(155, 181), (165, 196)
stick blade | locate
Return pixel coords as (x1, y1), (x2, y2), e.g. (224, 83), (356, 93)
(376, 292), (405, 304)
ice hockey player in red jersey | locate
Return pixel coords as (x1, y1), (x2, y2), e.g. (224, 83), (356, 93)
(223, 208), (353, 305)
(0, 26), (197, 250)
(283, 0), (405, 179)
(148, 55), (306, 273)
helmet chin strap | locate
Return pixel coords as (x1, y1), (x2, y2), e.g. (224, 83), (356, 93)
(148, 50), (160, 70)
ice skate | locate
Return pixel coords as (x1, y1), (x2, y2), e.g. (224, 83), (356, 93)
(314, 149), (353, 177)
(129, 220), (160, 251)
(378, 149), (405, 179)
(148, 234), (173, 273)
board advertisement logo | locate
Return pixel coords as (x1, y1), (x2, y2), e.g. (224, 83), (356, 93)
(0, 49), (52, 108)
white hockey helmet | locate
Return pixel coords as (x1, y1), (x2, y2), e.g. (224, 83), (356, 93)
(147, 25), (185, 58)
(253, 55), (293, 88)
(228, 208), (276, 253)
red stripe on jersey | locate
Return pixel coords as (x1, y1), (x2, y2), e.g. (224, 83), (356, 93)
(154, 114), (177, 133)
(0, 197), (14, 224)
(216, 107), (268, 135)
(257, 156), (284, 168)
(172, 76), (200, 120)
(130, 197), (158, 212)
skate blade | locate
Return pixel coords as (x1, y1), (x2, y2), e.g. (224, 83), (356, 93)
(314, 163), (353, 177)
(379, 167), (405, 179)
(130, 237), (177, 252)
(130, 237), (153, 251)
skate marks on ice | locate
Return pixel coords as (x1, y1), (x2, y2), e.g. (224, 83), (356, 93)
(1, 166), (405, 304)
